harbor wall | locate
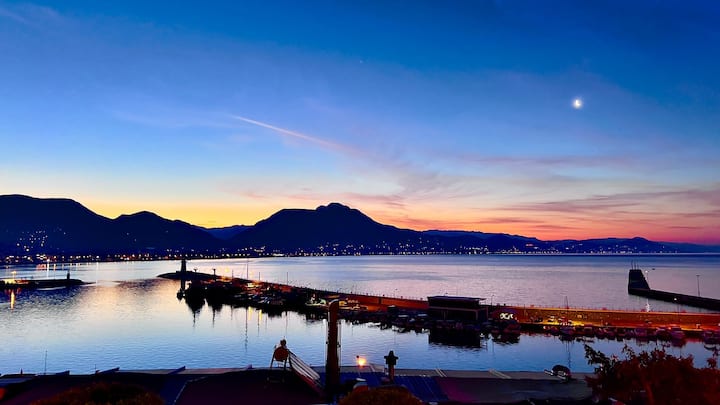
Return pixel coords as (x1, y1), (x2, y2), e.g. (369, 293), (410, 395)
(627, 268), (720, 311)
(509, 306), (720, 330)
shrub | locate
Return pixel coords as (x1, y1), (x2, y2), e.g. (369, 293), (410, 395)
(584, 344), (720, 405)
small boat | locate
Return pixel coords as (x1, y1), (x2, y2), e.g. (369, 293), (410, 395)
(655, 327), (671, 341)
(669, 326), (685, 341)
(304, 296), (328, 313)
(702, 329), (719, 344)
(503, 321), (522, 337)
(231, 291), (251, 306)
(183, 281), (206, 302)
(559, 325), (575, 338)
(633, 326), (648, 339)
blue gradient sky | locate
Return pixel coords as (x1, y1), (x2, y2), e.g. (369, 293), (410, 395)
(1, 1), (718, 243)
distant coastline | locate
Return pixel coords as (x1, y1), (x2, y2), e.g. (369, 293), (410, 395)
(2, 195), (719, 265)
(3, 251), (720, 267)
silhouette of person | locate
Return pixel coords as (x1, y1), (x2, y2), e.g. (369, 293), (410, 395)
(384, 350), (398, 382)
(272, 339), (289, 366)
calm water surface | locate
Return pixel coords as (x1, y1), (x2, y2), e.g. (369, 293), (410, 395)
(1, 255), (719, 375)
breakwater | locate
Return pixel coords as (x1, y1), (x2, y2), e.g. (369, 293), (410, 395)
(627, 268), (720, 311)
(511, 306), (720, 334)
(0, 278), (85, 291)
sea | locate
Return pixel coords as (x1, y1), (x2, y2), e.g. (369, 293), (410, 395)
(1, 254), (719, 375)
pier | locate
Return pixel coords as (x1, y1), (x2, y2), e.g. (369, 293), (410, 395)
(627, 267), (720, 311)
(0, 278), (85, 291)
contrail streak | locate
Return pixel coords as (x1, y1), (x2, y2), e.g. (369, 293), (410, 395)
(231, 115), (348, 152)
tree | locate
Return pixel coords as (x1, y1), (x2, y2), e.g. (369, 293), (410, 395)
(584, 344), (720, 405)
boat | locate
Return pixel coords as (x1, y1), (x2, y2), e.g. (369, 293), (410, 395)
(669, 326), (685, 341)
(633, 326), (648, 339)
(655, 327), (671, 341)
(259, 296), (286, 313)
(231, 291), (251, 306)
(183, 280), (206, 303)
(702, 329), (720, 344)
(304, 296), (328, 313)
(559, 325), (575, 339)
(502, 321), (522, 337)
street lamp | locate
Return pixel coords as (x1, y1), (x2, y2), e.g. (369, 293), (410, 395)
(356, 355), (366, 377)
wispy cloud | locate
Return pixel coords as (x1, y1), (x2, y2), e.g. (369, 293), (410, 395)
(504, 186), (720, 216)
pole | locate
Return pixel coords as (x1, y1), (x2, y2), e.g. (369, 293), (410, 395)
(325, 300), (341, 399)
(696, 274), (700, 297)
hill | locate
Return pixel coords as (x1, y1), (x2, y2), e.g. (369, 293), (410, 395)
(0, 195), (221, 257)
(229, 202), (425, 253)
(1, 195), (718, 260)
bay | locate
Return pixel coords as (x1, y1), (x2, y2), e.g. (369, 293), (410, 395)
(1, 255), (719, 375)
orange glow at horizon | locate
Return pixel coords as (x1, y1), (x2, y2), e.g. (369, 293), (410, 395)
(84, 199), (720, 245)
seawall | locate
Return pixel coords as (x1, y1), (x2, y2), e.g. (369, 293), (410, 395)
(627, 268), (720, 311)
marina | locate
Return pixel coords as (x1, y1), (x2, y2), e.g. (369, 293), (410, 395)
(2, 255), (719, 377)
(162, 259), (720, 346)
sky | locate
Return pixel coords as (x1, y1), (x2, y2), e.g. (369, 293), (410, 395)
(1, 1), (719, 244)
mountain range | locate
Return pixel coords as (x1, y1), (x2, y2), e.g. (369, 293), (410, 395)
(1, 194), (718, 260)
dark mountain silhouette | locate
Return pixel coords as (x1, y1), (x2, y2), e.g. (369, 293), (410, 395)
(114, 211), (220, 251)
(424, 230), (552, 251)
(0, 194), (119, 254)
(229, 202), (423, 252)
(1, 194), (718, 258)
(0, 195), (220, 255)
(549, 237), (676, 254)
(196, 225), (249, 240)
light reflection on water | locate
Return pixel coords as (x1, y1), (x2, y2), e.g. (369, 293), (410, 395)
(1, 255), (719, 374)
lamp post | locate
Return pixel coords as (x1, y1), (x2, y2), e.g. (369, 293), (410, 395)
(356, 355), (366, 377)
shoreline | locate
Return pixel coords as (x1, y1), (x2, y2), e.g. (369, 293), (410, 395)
(4, 251), (720, 266)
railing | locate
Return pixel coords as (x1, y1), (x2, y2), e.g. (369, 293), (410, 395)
(288, 351), (323, 395)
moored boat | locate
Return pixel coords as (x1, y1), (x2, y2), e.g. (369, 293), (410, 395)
(669, 326), (685, 341)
